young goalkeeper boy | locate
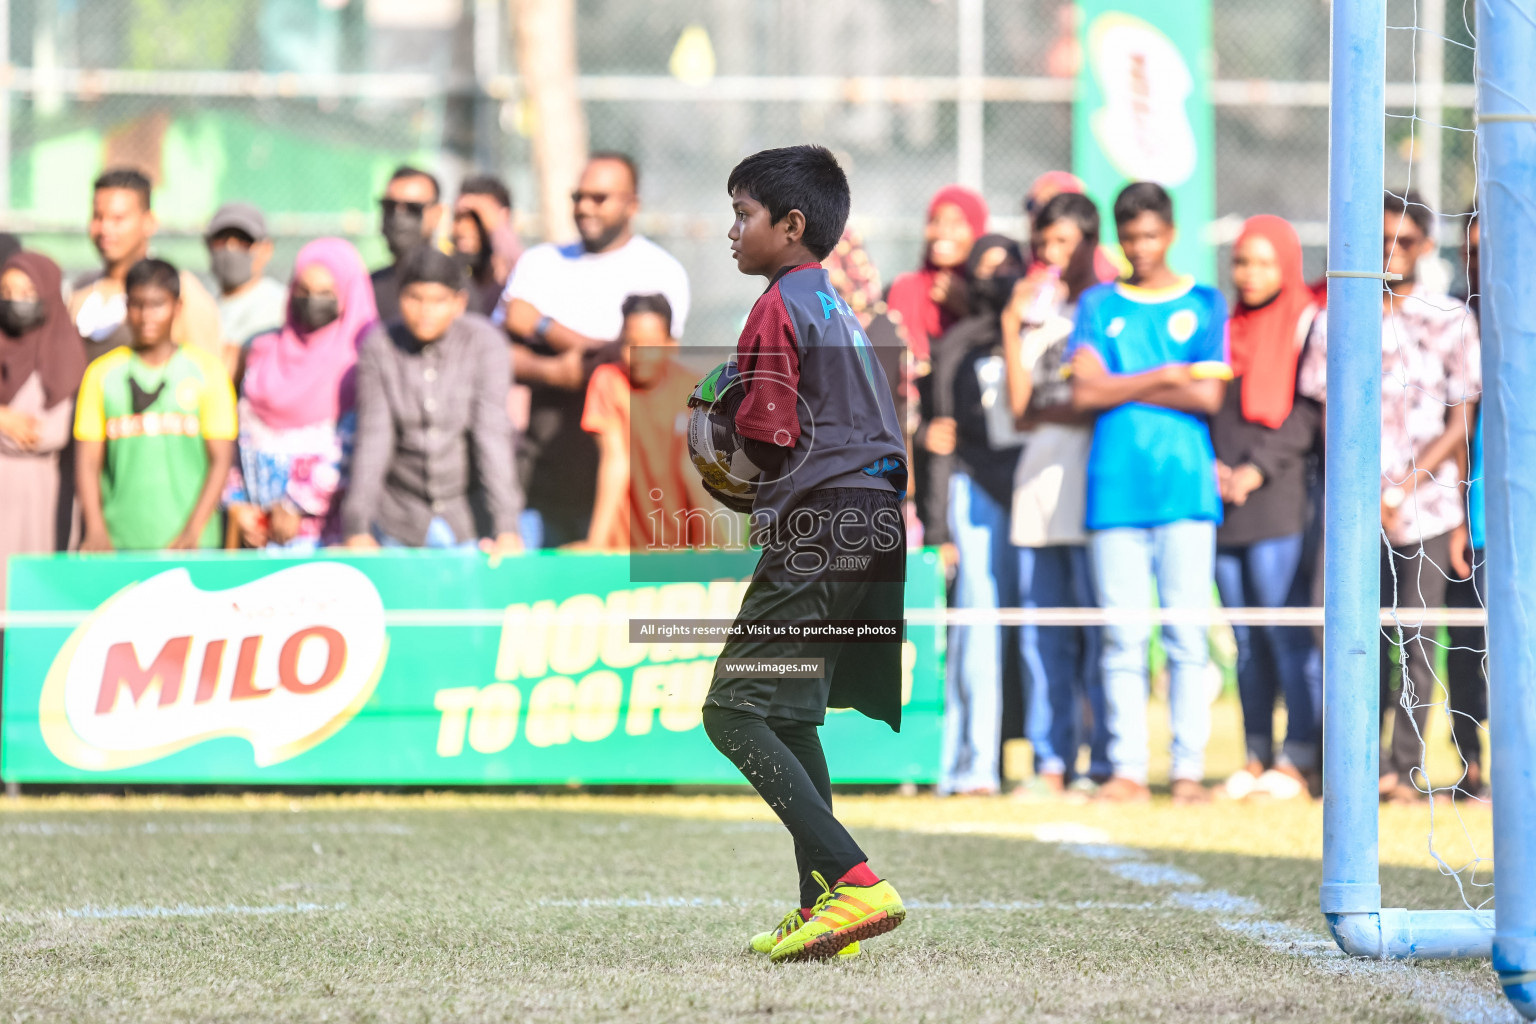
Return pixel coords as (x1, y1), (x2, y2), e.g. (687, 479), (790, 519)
(701, 145), (910, 963)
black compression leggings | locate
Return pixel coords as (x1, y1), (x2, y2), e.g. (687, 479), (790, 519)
(701, 706), (867, 908)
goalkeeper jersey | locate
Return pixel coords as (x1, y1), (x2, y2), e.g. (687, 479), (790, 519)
(733, 263), (907, 544)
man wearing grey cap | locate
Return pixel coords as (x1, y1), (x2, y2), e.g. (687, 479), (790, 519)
(205, 201), (287, 363)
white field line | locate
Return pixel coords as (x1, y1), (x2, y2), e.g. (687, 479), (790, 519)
(1018, 823), (1520, 1024)
(0, 901), (346, 924)
(0, 821), (413, 836)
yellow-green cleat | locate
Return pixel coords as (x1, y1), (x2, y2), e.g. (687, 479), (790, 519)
(769, 872), (904, 963)
(751, 908), (860, 958)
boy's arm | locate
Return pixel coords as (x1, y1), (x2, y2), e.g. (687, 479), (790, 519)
(1139, 374), (1227, 415)
(1070, 346), (1185, 410)
(75, 439), (112, 552)
(467, 328), (523, 548)
(341, 335), (393, 545)
(584, 430), (631, 549)
(169, 439), (235, 549)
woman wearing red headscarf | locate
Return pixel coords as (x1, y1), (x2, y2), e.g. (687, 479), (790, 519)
(0, 248), (86, 608)
(888, 185), (987, 558)
(1211, 215), (1323, 802)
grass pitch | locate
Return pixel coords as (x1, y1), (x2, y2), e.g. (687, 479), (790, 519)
(0, 700), (1511, 1024)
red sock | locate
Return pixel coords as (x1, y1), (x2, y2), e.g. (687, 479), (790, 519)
(835, 862), (879, 888)
(799, 907), (814, 921)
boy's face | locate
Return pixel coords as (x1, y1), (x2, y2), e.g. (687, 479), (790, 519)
(91, 188), (155, 268)
(729, 190), (797, 277)
(1383, 209), (1433, 283)
(399, 281), (467, 343)
(1117, 211), (1175, 282)
(125, 284), (178, 347)
(620, 311), (675, 389)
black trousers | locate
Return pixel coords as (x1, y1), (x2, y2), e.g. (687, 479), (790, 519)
(1380, 533), (1451, 779)
(702, 707), (866, 908)
(1444, 549), (1488, 770)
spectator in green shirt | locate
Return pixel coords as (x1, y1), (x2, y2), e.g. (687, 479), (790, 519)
(74, 259), (237, 552)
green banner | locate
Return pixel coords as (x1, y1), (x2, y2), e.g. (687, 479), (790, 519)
(1, 551), (945, 785)
(1074, 0), (1216, 282)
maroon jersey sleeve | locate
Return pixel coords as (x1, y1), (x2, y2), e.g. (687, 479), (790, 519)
(734, 284), (801, 446)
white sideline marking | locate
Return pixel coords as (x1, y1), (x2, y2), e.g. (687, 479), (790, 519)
(1107, 862), (1206, 887)
(1037, 832), (1519, 1024)
(0, 821), (413, 837)
(58, 902), (345, 921)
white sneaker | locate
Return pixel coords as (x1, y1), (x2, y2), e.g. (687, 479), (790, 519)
(1224, 768), (1260, 800)
(1255, 767), (1306, 801)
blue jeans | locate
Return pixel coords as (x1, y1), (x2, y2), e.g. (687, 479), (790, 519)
(939, 472), (1017, 794)
(1018, 544), (1109, 780)
(1215, 533), (1321, 771)
(1091, 521), (1216, 785)
(376, 516), (479, 551)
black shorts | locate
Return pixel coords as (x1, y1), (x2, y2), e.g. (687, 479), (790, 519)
(706, 487), (906, 727)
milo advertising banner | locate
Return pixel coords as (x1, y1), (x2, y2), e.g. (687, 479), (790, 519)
(1074, 0), (1217, 282)
(1, 551), (945, 785)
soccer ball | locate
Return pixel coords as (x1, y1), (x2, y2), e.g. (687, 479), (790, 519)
(687, 361), (758, 513)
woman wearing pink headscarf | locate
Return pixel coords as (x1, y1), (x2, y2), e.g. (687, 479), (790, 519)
(225, 237), (378, 549)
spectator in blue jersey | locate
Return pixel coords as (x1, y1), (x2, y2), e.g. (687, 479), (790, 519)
(1069, 182), (1229, 805)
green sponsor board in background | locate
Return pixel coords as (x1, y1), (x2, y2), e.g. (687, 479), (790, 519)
(1, 551), (945, 785)
(1074, 0), (1217, 282)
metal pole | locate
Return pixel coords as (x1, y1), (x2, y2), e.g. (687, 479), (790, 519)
(0, 0), (11, 217)
(1417, 0), (1445, 219)
(473, 0), (500, 173)
(1476, 0), (1536, 1014)
(1319, 0), (1386, 931)
(956, 0), (983, 191)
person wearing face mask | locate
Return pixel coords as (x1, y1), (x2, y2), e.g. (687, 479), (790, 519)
(371, 165), (446, 323)
(343, 247), (522, 558)
(925, 234), (1027, 797)
(204, 203), (286, 364)
(224, 238), (378, 551)
(0, 250), (86, 609)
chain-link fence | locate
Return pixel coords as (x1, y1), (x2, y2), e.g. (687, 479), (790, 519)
(0, 0), (1478, 344)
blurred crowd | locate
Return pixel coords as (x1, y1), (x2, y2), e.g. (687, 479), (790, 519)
(0, 155), (1485, 804)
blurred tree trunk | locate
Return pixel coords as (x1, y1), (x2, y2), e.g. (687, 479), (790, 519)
(511, 0), (587, 242)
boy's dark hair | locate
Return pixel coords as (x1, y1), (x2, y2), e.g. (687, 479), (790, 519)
(621, 292), (674, 335)
(1385, 189), (1435, 238)
(1113, 181), (1174, 227)
(398, 246), (468, 292)
(94, 167), (153, 211)
(726, 145), (850, 261)
(460, 173), (511, 209)
(390, 164), (441, 202)
(125, 258), (181, 301)
(589, 151), (640, 192)
(1034, 191), (1101, 247)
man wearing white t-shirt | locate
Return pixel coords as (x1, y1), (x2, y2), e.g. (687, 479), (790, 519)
(496, 152), (690, 547)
